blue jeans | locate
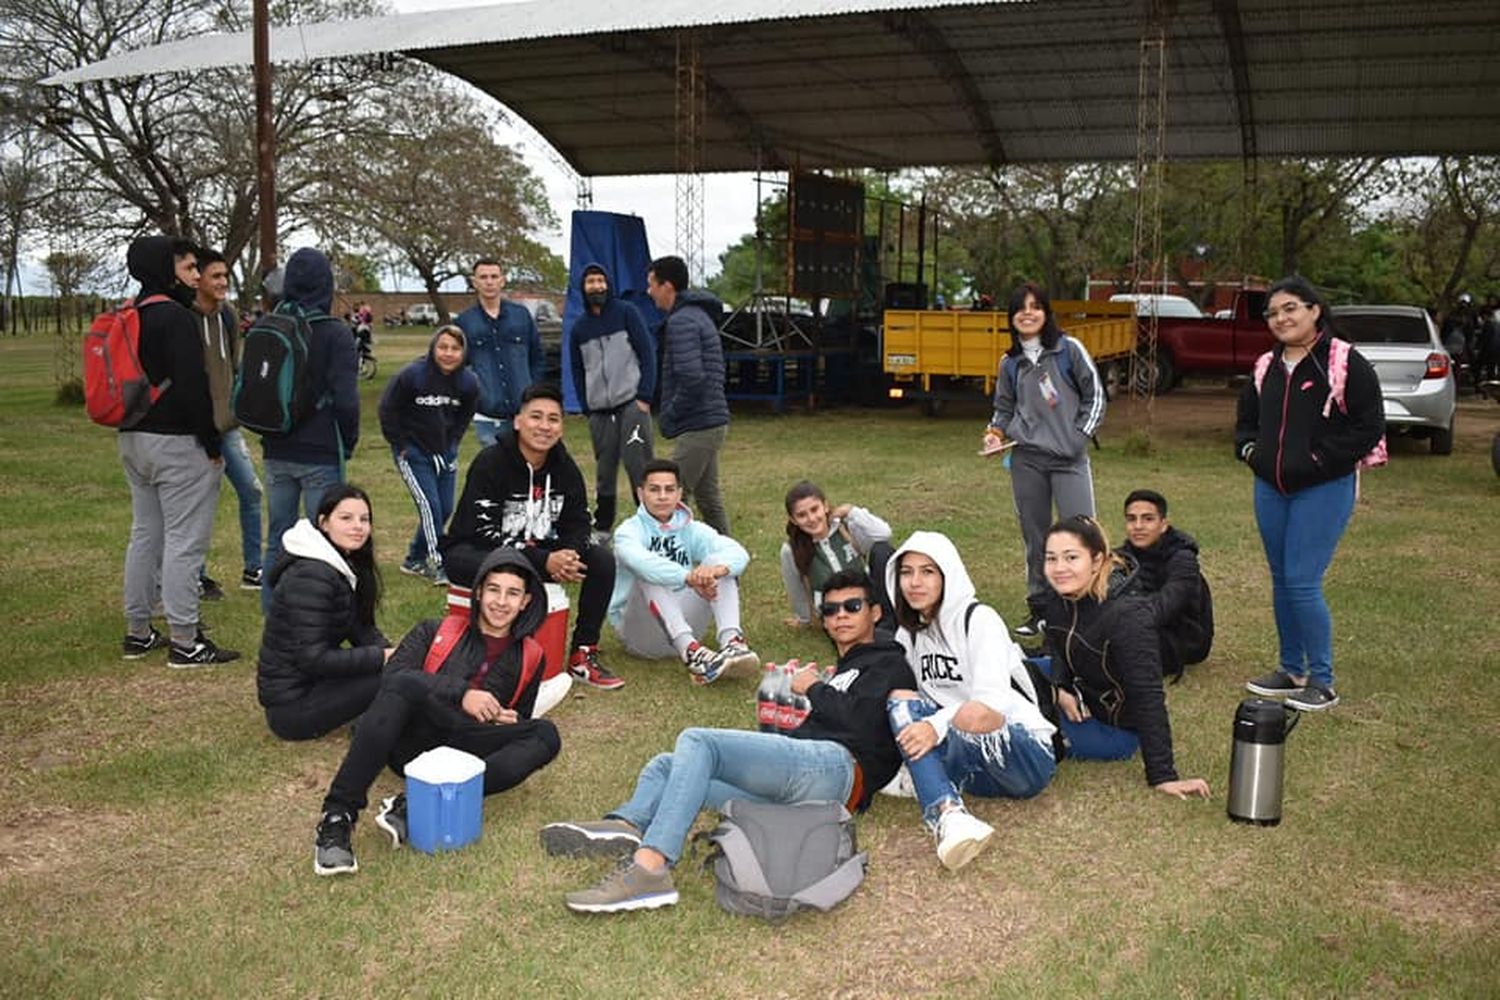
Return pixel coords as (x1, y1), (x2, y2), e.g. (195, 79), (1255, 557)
(888, 697), (1055, 827)
(394, 448), (457, 567)
(262, 459), (342, 612)
(1027, 655), (1141, 764)
(607, 728), (855, 865)
(471, 415), (514, 450)
(221, 429), (263, 572)
(1253, 474), (1356, 688)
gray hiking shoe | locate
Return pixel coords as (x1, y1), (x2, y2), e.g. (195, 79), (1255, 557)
(313, 811), (358, 876)
(540, 819), (641, 858)
(565, 858), (678, 913)
(1245, 670), (1306, 697)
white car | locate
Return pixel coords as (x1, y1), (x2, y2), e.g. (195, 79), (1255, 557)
(1108, 293), (1204, 319)
(406, 303), (440, 325)
(1330, 305), (1456, 455)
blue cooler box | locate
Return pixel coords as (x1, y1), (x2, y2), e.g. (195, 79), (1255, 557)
(404, 745), (486, 854)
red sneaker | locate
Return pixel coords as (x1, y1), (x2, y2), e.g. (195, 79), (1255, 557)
(569, 646), (625, 690)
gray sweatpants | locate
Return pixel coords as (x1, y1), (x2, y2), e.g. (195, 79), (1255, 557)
(612, 577), (744, 660)
(119, 432), (222, 640)
(670, 423), (729, 535)
(1009, 446), (1095, 613)
(588, 403), (654, 530)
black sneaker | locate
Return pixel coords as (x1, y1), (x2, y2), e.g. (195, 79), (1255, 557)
(240, 567), (263, 590)
(1012, 615), (1044, 639)
(1285, 684), (1339, 712)
(375, 794), (407, 848)
(198, 575), (226, 601)
(168, 634), (241, 668)
(314, 811), (358, 875)
(121, 628), (168, 660)
(1245, 670), (1306, 697)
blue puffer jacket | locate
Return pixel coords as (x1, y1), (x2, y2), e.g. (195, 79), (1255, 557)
(454, 298), (544, 419)
(261, 248), (360, 464)
(657, 289), (729, 438)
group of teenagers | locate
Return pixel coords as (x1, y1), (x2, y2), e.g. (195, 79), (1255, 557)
(113, 233), (1382, 915)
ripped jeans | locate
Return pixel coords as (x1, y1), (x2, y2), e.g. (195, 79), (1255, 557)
(888, 696), (1056, 828)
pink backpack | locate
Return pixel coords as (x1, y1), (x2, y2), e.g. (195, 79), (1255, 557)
(1252, 338), (1388, 470)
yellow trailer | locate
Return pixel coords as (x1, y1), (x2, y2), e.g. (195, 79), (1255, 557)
(882, 300), (1136, 411)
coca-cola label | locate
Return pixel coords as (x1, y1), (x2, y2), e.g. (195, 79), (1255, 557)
(757, 700), (779, 728)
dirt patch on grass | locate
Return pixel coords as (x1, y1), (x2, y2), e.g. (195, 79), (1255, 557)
(1376, 872), (1500, 936)
(0, 803), (136, 878)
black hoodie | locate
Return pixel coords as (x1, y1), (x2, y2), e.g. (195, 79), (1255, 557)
(440, 435), (591, 589)
(124, 236), (221, 458)
(384, 548), (550, 720)
(790, 636), (917, 810)
(1115, 526), (1213, 674)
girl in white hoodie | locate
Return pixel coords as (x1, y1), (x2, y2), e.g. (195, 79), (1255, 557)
(885, 531), (1058, 870)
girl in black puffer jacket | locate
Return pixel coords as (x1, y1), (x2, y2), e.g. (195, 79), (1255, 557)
(1039, 516), (1210, 800)
(258, 484), (392, 740)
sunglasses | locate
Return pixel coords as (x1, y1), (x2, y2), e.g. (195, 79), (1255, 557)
(819, 597), (867, 617)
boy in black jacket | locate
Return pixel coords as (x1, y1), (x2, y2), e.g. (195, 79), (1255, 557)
(314, 548), (561, 876)
(441, 383), (623, 691)
(541, 569), (916, 914)
(1114, 489), (1213, 679)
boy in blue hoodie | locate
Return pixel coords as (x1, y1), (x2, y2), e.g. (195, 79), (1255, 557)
(609, 459), (759, 684)
(568, 263), (656, 535)
(379, 325), (479, 585)
(259, 247), (361, 612)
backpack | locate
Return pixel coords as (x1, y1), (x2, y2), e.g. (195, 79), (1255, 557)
(233, 302), (326, 436)
(698, 799), (866, 922)
(422, 614), (545, 709)
(82, 295), (172, 428)
(1252, 339), (1388, 469)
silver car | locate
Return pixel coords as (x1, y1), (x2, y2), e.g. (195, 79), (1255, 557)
(1330, 305), (1456, 455)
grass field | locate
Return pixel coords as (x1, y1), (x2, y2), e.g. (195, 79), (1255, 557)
(1, 329), (1497, 998)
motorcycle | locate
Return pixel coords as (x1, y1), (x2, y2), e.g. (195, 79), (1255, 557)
(353, 322), (377, 381)
(1481, 381), (1500, 476)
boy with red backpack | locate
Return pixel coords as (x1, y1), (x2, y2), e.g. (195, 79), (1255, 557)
(313, 548), (561, 876)
(113, 236), (239, 666)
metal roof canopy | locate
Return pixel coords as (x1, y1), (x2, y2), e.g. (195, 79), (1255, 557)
(46, 0), (1500, 175)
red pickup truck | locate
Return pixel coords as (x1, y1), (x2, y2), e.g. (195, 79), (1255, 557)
(1144, 289), (1274, 392)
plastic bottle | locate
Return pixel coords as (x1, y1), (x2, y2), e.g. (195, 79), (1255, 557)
(774, 659), (799, 733)
(756, 662), (780, 732)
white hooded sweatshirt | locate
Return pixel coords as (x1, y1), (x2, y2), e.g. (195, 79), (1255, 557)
(886, 530), (1055, 745)
(279, 518), (357, 590)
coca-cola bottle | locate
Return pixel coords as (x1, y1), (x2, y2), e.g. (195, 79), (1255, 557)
(774, 659), (799, 733)
(756, 662), (780, 732)
(789, 663), (813, 729)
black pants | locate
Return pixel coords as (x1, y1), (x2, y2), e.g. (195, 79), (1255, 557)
(443, 541), (616, 651)
(322, 670), (561, 816)
(264, 674), (382, 741)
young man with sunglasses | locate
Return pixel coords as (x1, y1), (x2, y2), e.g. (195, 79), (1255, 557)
(605, 459), (757, 684)
(541, 568), (915, 913)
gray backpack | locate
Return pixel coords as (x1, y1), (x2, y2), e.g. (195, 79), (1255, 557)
(700, 799), (866, 922)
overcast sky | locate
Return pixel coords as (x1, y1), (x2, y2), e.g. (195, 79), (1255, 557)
(390, 0), (762, 286)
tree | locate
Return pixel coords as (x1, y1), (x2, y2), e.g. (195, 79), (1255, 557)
(1390, 157), (1500, 314)
(306, 70), (561, 319)
(0, 135), (49, 333)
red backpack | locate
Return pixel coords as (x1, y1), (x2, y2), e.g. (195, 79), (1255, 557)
(422, 615), (545, 710)
(83, 294), (173, 428)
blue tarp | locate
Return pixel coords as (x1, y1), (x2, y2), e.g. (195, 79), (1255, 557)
(561, 210), (663, 412)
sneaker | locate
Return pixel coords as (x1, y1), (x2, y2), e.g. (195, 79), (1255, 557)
(1012, 615), (1044, 639)
(198, 575), (226, 601)
(684, 642), (729, 685)
(565, 858), (678, 913)
(431, 566), (450, 588)
(540, 819), (642, 858)
(240, 567), (263, 590)
(313, 811), (358, 876)
(719, 635), (760, 676)
(121, 628), (168, 660)
(877, 765), (916, 799)
(589, 527), (613, 548)
(168, 634), (242, 668)
(398, 559), (429, 580)
(1245, 670), (1307, 697)
(375, 794), (407, 848)
(569, 646), (625, 690)
(934, 807), (995, 871)
(1285, 683), (1339, 712)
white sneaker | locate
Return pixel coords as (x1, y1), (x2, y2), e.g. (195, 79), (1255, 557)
(877, 765), (916, 798)
(934, 807), (994, 871)
(719, 635), (759, 676)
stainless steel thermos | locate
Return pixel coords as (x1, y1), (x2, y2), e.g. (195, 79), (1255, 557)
(1227, 697), (1299, 825)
